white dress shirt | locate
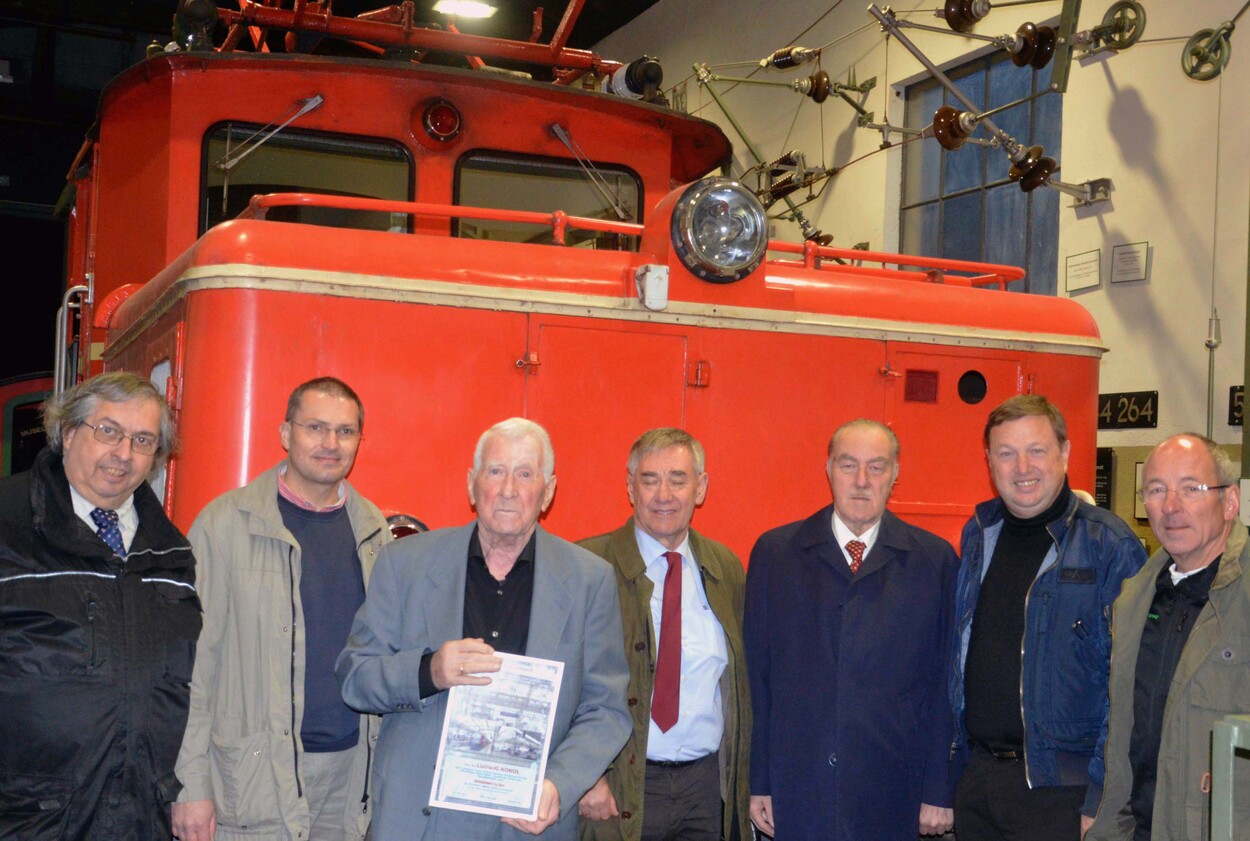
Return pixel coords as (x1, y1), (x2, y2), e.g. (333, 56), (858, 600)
(636, 526), (728, 761)
(70, 484), (139, 554)
(831, 511), (882, 569)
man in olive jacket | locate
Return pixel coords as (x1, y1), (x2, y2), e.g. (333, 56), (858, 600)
(1088, 434), (1250, 841)
(172, 378), (390, 841)
(578, 428), (751, 841)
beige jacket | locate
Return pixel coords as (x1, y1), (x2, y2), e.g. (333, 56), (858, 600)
(174, 465), (390, 840)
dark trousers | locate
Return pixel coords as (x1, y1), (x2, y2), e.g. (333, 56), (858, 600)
(642, 752), (721, 841)
(955, 749), (1085, 841)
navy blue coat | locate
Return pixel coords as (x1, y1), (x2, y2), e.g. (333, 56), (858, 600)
(745, 506), (958, 841)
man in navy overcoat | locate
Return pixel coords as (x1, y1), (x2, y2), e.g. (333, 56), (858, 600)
(744, 419), (958, 841)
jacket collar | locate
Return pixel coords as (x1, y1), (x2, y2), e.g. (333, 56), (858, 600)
(973, 486), (1080, 541)
(235, 462), (382, 548)
(30, 447), (192, 572)
(605, 518), (724, 584)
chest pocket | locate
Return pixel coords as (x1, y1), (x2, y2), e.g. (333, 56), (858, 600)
(142, 579), (202, 684)
(1190, 636), (1250, 712)
(0, 577), (110, 678)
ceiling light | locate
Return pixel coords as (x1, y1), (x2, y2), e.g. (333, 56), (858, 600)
(432, 1), (498, 18)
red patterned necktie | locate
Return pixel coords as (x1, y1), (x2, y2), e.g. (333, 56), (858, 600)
(846, 540), (867, 574)
(651, 551), (682, 732)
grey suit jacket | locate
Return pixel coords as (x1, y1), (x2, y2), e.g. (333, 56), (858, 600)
(336, 522), (631, 841)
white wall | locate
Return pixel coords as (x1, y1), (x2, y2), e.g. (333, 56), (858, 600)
(596, 0), (1250, 448)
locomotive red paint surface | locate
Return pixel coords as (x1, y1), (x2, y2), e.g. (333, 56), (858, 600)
(64, 45), (1103, 556)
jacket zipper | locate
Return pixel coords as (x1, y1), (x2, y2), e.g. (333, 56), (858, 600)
(288, 547), (303, 799)
(87, 597), (98, 669)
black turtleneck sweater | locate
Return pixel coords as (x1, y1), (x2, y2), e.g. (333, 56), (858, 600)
(965, 483), (1073, 748)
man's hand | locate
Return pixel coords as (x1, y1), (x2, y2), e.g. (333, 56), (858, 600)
(502, 779), (560, 835)
(749, 795), (775, 837)
(430, 637), (501, 691)
(1081, 814), (1095, 838)
(171, 799), (216, 841)
(919, 803), (954, 835)
(577, 776), (619, 821)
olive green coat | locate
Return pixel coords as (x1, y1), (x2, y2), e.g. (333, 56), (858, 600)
(1088, 525), (1250, 841)
(578, 521), (752, 841)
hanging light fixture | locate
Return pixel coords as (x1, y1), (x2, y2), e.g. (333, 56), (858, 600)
(432, 1), (498, 18)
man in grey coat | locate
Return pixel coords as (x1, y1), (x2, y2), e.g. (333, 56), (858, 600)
(337, 417), (631, 840)
(173, 377), (391, 841)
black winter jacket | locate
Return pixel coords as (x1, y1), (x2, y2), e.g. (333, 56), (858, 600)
(0, 448), (201, 839)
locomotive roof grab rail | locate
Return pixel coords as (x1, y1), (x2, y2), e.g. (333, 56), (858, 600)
(241, 192), (1028, 290)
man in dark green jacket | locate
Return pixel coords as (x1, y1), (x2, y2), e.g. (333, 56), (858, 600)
(578, 428), (750, 841)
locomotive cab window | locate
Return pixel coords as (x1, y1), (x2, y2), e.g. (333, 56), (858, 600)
(201, 125), (412, 234)
(455, 153), (641, 250)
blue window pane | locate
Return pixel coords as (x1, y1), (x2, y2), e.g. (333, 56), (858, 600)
(987, 59), (1033, 157)
(945, 144), (985, 194)
(1028, 186), (1060, 294)
(904, 81), (944, 203)
(984, 182), (1028, 270)
(1034, 86), (1063, 160)
(948, 62), (987, 111)
(942, 191), (982, 262)
(901, 203), (940, 256)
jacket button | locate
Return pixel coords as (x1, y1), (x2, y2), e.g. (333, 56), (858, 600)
(634, 642), (646, 652)
(284, 729), (290, 736)
(282, 625), (289, 633)
(828, 753), (837, 767)
(628, 697), (638, 706)
(629, 755), (635, 765)
(621, 811), (632, 820)
(422, 807), (432, 816)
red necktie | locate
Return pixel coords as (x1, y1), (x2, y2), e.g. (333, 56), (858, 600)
(651, 551), (682, 732)
(846, 540), (867, 575)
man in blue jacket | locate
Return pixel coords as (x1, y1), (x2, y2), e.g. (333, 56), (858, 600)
(951, 395), (1146, 841)
(745, 419), (959, 841)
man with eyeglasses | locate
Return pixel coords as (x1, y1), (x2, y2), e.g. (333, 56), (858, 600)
(1087, 434), (1250, 841)
(951, 395), (1146, 841)
(172, 377), (390, 841)
(744, 419), (960, 841)
(0, 372), (200, 839)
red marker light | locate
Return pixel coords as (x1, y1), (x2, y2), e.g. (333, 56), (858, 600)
(423, 100), (462, 141)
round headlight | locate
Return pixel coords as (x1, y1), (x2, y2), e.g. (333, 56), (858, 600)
(670, 177), (768, 283)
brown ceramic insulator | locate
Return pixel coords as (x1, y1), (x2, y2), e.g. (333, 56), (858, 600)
(932, 105), (972, 151)
(1030, 25), (1057, 69)
(944, 0), (980, 34)
(1011, 22), (1038, 67)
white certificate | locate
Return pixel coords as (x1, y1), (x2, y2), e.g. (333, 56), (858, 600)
(429, 652), (565, 820)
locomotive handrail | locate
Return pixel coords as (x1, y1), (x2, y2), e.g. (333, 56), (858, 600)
(241, 192), (640, 244)
(242, 192), (1025, 290)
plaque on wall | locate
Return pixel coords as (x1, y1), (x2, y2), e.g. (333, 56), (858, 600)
(1098, 391), (1157, 430)
(1094, 447), (1113, 509)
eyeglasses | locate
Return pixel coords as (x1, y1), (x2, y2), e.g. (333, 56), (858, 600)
(1137, 483), (1231, 504)
(80, 421), (159, 455)
(289, 420), (360, 441)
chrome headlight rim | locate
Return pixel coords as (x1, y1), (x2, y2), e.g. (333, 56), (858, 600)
(670, 177), (768, 284)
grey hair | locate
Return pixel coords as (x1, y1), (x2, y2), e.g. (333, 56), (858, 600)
(43, 372), (176, 470)
(627, 428), (706, 476)
(472, 417), (555, 481)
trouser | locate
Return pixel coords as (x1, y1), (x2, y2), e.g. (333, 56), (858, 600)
(954, 747), (1085, 841)
(641, 752), (721, 841)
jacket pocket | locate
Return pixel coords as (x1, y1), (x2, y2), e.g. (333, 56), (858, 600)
(209, 732), (283, 830)
(0, 772), (73, 837)
(145, 580), (201, 684)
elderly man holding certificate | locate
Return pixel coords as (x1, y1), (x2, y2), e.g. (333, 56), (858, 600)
(337, 418), (631, 840)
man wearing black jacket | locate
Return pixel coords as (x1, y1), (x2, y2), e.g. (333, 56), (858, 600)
(0, 372), (201, 839)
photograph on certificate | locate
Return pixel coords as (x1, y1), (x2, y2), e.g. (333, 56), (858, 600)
(429, 652), (565, 820)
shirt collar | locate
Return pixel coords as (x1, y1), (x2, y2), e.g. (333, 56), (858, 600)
(831, 510), (881, 556)
(634, 524), (693, 573)
(277, 462), (347, 512)
(69, 482), (136, 522)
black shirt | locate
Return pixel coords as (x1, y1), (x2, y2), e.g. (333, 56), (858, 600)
(418, 527), (536, 698)
(965, 484), (1072, 748)
(1128, 557), (1220, 840)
